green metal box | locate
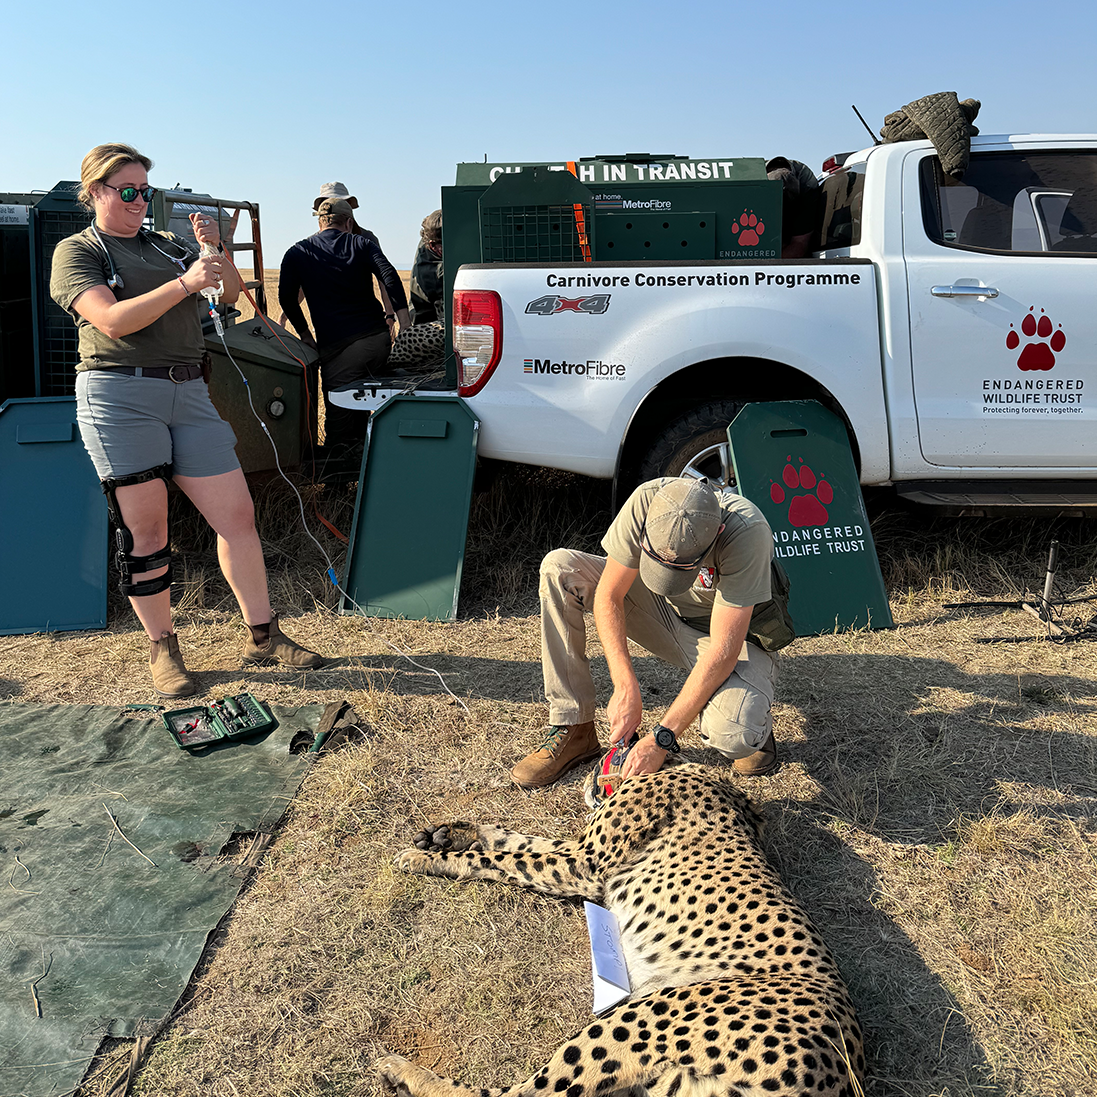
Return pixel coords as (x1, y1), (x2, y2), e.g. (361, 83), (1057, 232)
(205, 320), (316, 474)
(455, 156), (782, 263)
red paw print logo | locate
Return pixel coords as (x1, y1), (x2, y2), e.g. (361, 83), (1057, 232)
(1006, 306), (1065, 372)
(770, 456), (833, 527)
(731, 210), (765, 247)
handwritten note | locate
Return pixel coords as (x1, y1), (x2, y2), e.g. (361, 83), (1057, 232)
(584, 901), (631, 1014)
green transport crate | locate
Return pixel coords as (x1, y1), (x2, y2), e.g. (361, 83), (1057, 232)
(453, 155), (781, 263)
(205, 319), (317, 474)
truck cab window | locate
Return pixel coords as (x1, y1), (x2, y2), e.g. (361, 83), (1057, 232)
(920, 151), (1097, 254)
(816, 164), (866, 250)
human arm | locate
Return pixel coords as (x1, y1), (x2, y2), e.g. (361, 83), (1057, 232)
(351, 220), (399, 332)
(366, 242), (410, 330)
(592, 556), (644, 748)
(378, 283), (411, 336)
(69, 250), (223, 340)
(379, 283), (397, 333)
(619, 601), (754, 778)
(277, 255), (315, 347)
(275, 288), (306, 332)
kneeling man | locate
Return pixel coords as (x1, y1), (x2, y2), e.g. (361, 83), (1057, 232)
(512, 477), (783, 788)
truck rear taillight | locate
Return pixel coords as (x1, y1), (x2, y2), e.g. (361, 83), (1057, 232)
(454, 290), (503, 397)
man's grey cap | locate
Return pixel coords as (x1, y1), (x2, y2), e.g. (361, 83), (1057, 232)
(313, 198), (355, 220)
(638, 478), (722, 597)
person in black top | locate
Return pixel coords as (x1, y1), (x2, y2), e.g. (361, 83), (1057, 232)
(765, 157), (822, 258)
(409, 210), (443, 325)
(279, 198), (410, 452)
(305, 181), (399, 337)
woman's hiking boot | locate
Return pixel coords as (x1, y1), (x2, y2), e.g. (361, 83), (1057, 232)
(149, 631), (198, 698)
(242, 613), (325, 669)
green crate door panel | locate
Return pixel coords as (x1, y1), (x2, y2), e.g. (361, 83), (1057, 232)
(0, 397), (107, 634)
(340, 396), (479, 621)
(728, 401), (893, 635)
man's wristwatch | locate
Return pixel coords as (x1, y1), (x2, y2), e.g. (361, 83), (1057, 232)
(653, 724), (681, 753)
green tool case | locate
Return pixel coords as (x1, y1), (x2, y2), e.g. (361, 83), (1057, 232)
(162, 693), (276, 750)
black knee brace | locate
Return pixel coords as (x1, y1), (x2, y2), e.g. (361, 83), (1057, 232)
(100, 464), (174, 598)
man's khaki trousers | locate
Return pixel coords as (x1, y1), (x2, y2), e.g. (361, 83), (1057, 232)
(539, 549), (778, 759)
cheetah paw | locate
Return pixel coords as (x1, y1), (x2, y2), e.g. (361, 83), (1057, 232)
(376, 1054), (414, 1095)
(396, 849), (436, 873)
(410, 821), (483, 852)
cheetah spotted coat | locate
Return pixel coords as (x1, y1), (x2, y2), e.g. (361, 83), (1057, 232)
(378, 763), (864, 1097)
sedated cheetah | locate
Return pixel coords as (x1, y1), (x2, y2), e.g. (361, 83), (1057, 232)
(378, 762), (864, 1097)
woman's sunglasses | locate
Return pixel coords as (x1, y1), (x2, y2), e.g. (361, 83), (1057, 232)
(101, 183), (157, 204)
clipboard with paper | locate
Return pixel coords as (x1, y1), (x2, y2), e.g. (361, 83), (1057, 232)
(584, 901), (632, 1014)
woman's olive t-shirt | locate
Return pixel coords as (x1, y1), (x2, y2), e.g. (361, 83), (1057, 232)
(50, 228), (204, 371)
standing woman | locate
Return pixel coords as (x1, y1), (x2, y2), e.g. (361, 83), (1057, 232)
(50, 143), (323, 697)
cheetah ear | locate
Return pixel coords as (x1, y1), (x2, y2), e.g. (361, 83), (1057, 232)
(582, 767), (608, 810)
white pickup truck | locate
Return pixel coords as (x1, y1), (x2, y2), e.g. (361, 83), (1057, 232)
(446, 134), (1097, 509)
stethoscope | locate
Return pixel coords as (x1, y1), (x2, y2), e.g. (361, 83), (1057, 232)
(91, 223), (192, 291)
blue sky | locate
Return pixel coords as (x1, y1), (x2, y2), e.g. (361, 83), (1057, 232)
(3, 0), (1095, 275)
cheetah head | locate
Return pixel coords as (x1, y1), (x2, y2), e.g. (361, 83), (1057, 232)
(581, 749), (694, 811)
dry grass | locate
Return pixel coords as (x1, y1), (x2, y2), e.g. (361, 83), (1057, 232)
(3, 468), (1096, 1097)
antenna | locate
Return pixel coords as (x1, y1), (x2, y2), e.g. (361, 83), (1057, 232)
(852, 105), (882, 146)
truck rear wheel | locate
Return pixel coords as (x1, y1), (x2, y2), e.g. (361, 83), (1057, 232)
(638, 400), (744, 491)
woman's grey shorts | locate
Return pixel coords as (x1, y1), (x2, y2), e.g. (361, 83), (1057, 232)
(76, 369), (240, 480)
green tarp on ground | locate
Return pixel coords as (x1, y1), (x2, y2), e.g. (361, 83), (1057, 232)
(0, 702), (324, 1097)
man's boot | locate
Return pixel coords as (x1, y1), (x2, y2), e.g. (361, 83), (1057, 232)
(732, 729), (779, 777)
(511, 721), (601, 789)
(149, 631), (198, 698)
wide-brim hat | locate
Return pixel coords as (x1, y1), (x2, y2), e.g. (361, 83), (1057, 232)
(313, 181), (359, 210)
(638, 478), (722, 597)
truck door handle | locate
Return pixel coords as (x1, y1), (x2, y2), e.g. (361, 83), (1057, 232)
(930, 284), (999, 299)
